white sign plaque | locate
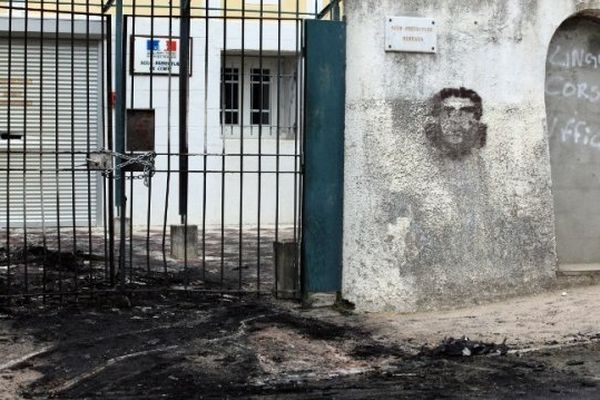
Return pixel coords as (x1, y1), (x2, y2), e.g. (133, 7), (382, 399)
(131, 35), (192, 75)
(385, 16), (437, 53)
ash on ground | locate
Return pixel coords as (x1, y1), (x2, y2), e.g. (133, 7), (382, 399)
(421, 336), (509, 357)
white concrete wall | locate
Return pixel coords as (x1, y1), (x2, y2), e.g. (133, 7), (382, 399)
(343, 0), (600, 312)
(119, 16), (302, 227)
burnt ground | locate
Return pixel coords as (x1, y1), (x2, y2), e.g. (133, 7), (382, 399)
(1, 293), (600, 399)
(0, 226), (297, 297)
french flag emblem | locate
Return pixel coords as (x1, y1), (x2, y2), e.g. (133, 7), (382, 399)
(146, 39), (159, 51)
(166, 40), (177, 52)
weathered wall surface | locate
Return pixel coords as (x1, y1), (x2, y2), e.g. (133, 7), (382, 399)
(546, 16), (600, 266)
(343, 0), (600, 312)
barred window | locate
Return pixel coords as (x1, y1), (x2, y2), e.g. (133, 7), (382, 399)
(219, 56), (297, 140)
(251, 68), (270, 125)
(220, 67), (239, 125)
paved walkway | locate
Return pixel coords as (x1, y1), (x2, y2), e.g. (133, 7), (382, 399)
(312, 284), (600, 350)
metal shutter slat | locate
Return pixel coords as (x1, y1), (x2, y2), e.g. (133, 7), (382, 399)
(0, 38), (102, 227)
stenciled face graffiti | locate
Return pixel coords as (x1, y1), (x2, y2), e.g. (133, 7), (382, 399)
(425, 87), (487, 158)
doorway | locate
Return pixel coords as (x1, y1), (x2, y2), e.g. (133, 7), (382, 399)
(546, 16), (600, 270)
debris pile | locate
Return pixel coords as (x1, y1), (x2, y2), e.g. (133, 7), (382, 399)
(421, 336), (508, 357)
(0, 245), (103, 272)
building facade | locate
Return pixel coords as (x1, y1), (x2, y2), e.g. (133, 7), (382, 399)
(0, 0), (323, 228)
(342, 0), (600, 312)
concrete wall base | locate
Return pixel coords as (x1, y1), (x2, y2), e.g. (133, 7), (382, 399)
(170, 225), (198, 259)
(114, 218), (130, 238)
(273, 241), (300, 299)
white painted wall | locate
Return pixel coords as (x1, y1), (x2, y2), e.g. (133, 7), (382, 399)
(118, 15), (302, 227)
(343, 0), (600, 312)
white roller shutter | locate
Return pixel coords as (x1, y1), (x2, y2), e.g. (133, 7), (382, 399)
(0, 37), (101, 227)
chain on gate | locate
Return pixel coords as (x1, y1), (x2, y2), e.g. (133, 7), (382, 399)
(87, 150), (156, 186)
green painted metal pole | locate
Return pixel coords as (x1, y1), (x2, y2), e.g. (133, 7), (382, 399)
(114, 0), (127, 284)
(302, 20), (346, 293)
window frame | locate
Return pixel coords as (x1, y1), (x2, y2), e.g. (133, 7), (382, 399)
(220, 57), (277, 129)
(220, 67), (240, 126)
(250, 67), (271, 126)
(220, 55), (297, 140)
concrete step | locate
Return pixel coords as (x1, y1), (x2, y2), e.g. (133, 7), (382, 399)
(558, 264), (600, 275)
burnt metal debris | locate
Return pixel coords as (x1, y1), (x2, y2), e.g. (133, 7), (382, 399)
(420, 336), (509, 357)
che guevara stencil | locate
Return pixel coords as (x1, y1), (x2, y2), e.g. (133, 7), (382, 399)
(425, 87), (487, 158)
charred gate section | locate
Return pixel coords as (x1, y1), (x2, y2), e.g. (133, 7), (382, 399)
(0, 1), (324, 301)
(116, 2), (305, 295)
(0, 2), (112, 300)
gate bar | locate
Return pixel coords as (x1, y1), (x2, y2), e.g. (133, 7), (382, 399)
(106, 13), (116, 286)
(179, 0), (191, 219)
(180, 0), (191, 287)
(115, 0), (127, 285)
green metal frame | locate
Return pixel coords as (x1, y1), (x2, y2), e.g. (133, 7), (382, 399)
(302, 19), (346, 293)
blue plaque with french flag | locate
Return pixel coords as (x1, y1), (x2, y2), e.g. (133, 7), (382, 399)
(131, 35), (192, 75)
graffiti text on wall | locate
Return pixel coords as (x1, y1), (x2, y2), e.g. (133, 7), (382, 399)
(546, 45), (600, 104)
(546, 36), (600, 153)
(549, 116), (600, 149)
(548, 45), (600, 69)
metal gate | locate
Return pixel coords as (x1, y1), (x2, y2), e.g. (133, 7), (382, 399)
(112, 1), (306, 296)
(0, 1), (112, 301)
(0, 0), (345, 303)
(0, 0), (348, 303)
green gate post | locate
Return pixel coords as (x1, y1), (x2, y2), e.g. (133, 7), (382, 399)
(302, 20), (346, 294)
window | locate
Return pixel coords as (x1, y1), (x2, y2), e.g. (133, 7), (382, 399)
(220, 56), (297, 140)
(221, 66), (271, 127)
(220, 67), (239, 125)
(251, 68), (270, 125)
